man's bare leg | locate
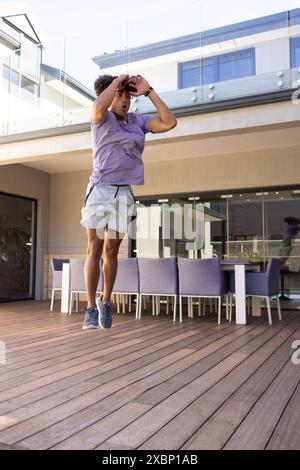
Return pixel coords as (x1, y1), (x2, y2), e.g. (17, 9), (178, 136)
(102, 229), (123, 303)
(84, 228), (104, 308)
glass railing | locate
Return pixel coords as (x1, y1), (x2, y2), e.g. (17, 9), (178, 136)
(1, 1), (300, 136)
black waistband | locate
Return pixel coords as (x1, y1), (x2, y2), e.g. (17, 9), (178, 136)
(111, 184), (129, 187)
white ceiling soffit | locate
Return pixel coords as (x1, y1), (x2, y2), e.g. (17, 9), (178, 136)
(20, 125), (300, 174)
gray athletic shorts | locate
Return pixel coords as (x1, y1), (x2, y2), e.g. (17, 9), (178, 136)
(80, 183), (135, 238)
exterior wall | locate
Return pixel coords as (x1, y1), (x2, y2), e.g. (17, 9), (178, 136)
(48, 170), (90, 256)
(123, 62), (178, 92)
(0, 164), (50, 300)
(137, 146), (300, 197)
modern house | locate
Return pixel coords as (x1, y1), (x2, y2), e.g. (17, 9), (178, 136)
(1, 5), (300, 305)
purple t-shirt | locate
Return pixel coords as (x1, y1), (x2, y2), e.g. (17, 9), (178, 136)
(89, 111), (153, 186)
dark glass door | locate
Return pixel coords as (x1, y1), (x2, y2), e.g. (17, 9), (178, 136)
(0, 192), (36, 301)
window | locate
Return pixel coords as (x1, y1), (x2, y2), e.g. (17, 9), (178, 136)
(291, 37), (300, 68)
(178, 59), (200, 89)
(179, 48), (255, 88)
(2, 64), (20, 86)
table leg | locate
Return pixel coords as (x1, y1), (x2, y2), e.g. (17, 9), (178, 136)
(235, 264), (246, 325)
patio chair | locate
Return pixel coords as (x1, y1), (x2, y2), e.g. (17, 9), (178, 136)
(244, 257), (282, 325)
(49, 258), (69, 311)
(112, 258), (139, 318)
(177, 257), (229, 324)
(137, 258), (178, 320)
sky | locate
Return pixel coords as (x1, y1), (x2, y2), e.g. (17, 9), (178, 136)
(1, 0), (299, 44)
(1, 0), (300, 88)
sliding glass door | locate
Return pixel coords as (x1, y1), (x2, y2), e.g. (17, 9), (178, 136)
(0, 192), (36, 302)
(134, 188), (300, 308)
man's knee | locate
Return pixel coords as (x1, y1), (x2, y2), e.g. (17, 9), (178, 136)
(104, 242), (121, 259)
(87, 238), (102, 260)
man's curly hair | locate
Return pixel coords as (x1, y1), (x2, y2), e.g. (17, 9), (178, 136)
(94, 75), (118, 96)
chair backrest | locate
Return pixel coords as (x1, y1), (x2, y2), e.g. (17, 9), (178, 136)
(178, 257), (227, 296)
(113, 258), (139, 293)
(266, 257), (282, 295)
(51, 258), (69, 271)
(69, 258), (103, 292)
(69, 259), (86, 291)
(138, 258), (178, 295)
(50, 258), (69, 289)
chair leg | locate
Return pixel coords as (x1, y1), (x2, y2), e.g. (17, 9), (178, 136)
(229, 294), (233, 322)
(166, 296), (169, 315)
(202, 299), (206, 317)
(266, 297), (272, 325)
(179, 295), (183, 322)
(218, 296), (221, 325)
(198, 298), (202, 317)
(122, 294), (126, 314)
(50, 290), (55, 311)
(152, 296), (155, 316)
(225, 295), (229, 320)
(143, 296), (146, 310)
(69, 291), (73, 315)
(76, 292), (79, 313)
(277, 295), (282, 321)
(190, 297), (194, 318)
(138, 294), (142, 319)
(156, 296), (160, 316)
(129, 294), (132, 313)
(135, 294), (139, 319)
(173, 295), (177, 322)
(117, 294), (120, 314)
(247, 296), (251, 317)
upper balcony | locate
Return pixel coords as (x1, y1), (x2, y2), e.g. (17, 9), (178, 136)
(1, 3), (300, 138)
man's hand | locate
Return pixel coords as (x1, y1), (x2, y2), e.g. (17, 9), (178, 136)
(116, 74), (130, 89)
(126, 75), (150, 97)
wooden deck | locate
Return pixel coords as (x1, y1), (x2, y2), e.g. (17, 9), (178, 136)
(0, 300), (299, 450)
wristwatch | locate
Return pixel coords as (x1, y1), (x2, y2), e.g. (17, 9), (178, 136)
(144, 86), (153, 97)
